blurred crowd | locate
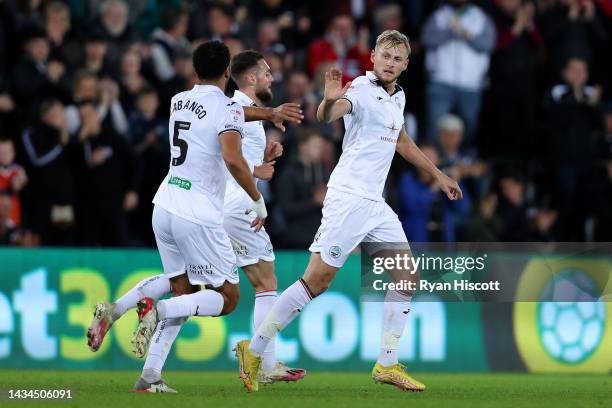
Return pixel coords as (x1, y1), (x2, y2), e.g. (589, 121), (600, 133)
(0, 0), (611, 248)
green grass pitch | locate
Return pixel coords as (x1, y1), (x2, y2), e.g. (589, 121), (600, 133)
(1, 370), (610, 408)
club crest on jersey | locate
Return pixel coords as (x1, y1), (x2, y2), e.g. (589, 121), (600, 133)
(329, 245), (342, 259)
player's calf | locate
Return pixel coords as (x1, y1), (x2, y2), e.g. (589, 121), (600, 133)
(131, 281), (240, 357)
(302, 253), (339, 295)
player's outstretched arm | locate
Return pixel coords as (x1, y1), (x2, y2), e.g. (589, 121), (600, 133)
(220, 130), (267, 231)
(243, 103), (303, 132)
(395, 129), (463, 201)
(317, 67), (352, 123)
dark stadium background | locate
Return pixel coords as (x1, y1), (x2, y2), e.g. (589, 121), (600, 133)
(0, 2), (611, 405)
(0, 0), (610, 248)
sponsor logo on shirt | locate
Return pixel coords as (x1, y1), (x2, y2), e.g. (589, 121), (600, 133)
(188, 264), (214, 276)
(379, 135), (398, 143)
(168, 176), (192, 190)
(232, 244), (250, 257)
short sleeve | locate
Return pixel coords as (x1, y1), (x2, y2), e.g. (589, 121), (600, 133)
(341, 84), (361, 116)
(217, 102), (245, 138)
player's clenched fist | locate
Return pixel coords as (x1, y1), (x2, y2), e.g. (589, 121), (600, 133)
(324, 68), (352, 102)
(253, 161), (275, 180)
(436, 173), (463, 201)
(264, 141), (283, 161)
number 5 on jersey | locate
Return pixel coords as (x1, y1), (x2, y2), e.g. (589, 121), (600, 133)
(172, 121), (191, 166)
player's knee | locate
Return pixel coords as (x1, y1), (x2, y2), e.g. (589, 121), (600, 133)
(170, 275), (197, 296)
(219, 284), (240, 315)
(219, 292), (239, 315)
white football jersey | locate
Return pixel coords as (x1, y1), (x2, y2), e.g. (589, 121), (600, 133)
(224, 90), (266, 214)
(327, 71), (406, 201)
(153, 84), (245, 226)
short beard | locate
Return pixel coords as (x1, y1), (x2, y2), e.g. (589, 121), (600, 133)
(374, 70), (396, 85)
(255, 88), (273, 105)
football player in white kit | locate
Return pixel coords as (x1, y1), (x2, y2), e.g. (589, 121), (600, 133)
(85, 41), (303, 393)
(235, 30), (463, 392)
(225, 50), (306, 383)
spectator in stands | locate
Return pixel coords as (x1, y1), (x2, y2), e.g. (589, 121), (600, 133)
(285, 71), (312, 110)
(12, 26), (71, 110)
(485, 0), (545, 158)
(126, 87), (168, 245)
(44, 1), (79, 69)
(0, 81), (16, 137)
(0, 192), (18, 245)
(73, 101), (138, 247)
(9, 0), (45, 31)
(495, 172), (534, 241)
(307, 14), (372, 82)
(467, 193), (503, 242)
(118, 47), (149, 114)
(79, 32), (116, 80)
(421, 0), (496, 144)
(65, 70), (129, 138)
(150, 5), (189, 83)
(397, 143), (471, 242)
(21, 99), (76, 245)
(207, 2), (237, 41)
(225, 36), (246, 57)
(436, 114), (487, 196)
(256, 19), (287, 57)
(544, 57), (601, 240)
(92, 0), (137, 65)
(128, 87), (167, 155)
(275, 129), (330, 248)
(0, 138), (27, 226)
(158, 49), (194, 118)
(537, 0), (608, 84)
(493, 170), (557, 241)
(594, 102), (612, 239)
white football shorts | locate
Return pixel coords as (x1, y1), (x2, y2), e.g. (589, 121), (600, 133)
(223, 211), (275, 268)
(309, 188), (409, 268)
(152, 205), (239, 287)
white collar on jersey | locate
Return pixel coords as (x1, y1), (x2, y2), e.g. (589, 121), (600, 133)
(192, 84), (225, 94)
(365, 71), (403, 96)
(232, 90), (257, 106)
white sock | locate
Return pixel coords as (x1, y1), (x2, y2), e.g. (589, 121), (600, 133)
(254, 291), (278, 372)
(141, 317), (186, 383)
(157, 289), (224, 320)
(113, 275), (171, 319)
(249, 279), (313, 356)
(377, 290), (412, 367)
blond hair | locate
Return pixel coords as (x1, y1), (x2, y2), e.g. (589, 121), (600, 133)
(375, 30), (411, 57)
